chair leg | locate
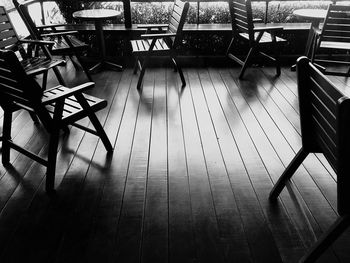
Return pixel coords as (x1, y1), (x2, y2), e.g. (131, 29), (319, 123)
(269, 148), (308, 200)
(273, 42), (281, 76)
(137, 59), (148, 90)
(239, 47), (256, 79)
(300, 215), (350, 263)
(74, 54), (93, 82)
(29, 112), (39, 123)
(89, 114), (113, 152)
(45, 101), (64, 193)
(41, 71), (48, 91)
(75, 94), (113, 152)
(133, 57), (140, 74)
(226, 37), (235, 57)
(46, 127), (60, 193)
(2, 109), (12, 165)
(53, 66), (67, 87)
(171, 56), (186, 87)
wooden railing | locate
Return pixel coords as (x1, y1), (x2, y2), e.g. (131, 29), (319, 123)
(6, 0), (339, 29)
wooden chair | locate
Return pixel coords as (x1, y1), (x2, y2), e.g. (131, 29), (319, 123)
(0, 5), (66, 90)
(311, 4), (350, 76)
(0, 49), (113, 193)
(269, 57), (350, 263)
(226, 0), (287, 79)
(130, 0), (189, 90)
(13, 0), (93, 81)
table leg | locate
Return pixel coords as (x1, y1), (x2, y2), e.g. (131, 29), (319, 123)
(291, 21), (320, 71)
(88, 19), (123, 73)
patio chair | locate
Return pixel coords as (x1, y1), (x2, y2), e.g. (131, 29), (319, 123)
(0, 5), (66, 90)
(13, 0), (93, 81)
(226, 0), (287, 79)
(130, 0), (189, 90)
(311, 4), (350, 76)
(269, 57), (350, 263)
(0, 49), (113, 193)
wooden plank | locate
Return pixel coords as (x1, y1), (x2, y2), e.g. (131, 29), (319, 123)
(112, 68), (154, 262)
(235, 68), (339, 262)
(166, 68), (197, 263)
(180, 69), (225, 263)
(218, 67), (302, 262)
(140, 68), (168, 262)
(83, 70), (140, 262)
(195, 68), (252, 262)
(51, 70), (122, 262)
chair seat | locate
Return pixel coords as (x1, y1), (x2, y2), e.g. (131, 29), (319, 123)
(21, 57), (64, 76)
(131, 38), (170, 54)
(320, 41), (350, 50)
(43, 85), (107, 122)
(44, 35), (89, 54)
(240, 32), (286, 43)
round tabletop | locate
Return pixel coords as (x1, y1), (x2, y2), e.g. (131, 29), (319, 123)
(293, 9), (327, 20)
(73, 9), (121, 20)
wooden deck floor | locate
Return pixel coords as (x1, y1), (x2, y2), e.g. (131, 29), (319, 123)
(0, 61), (350, 263)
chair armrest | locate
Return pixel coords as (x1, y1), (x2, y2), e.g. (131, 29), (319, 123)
(253, 25), (284, 32)
(41, 31), (79, 38)
(137, 24), (168, 29)
(36, 23), (72, 29)
(253, 18), (263, 23)
(42, 82), (95, 105)
(19, 39), (55, 47)
(19, 0), (36, 6)
(141, 33), (176, 39)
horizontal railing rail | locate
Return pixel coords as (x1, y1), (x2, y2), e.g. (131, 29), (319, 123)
(5, 0), (344, 28)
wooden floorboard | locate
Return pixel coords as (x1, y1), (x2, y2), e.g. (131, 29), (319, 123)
(0, 61), (350, 263)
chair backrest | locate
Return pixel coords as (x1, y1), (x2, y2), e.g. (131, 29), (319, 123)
(228, 0), (254, 44)
(0, 49), (43, 109)
(0, 6), (21, 50)
(13, 0), (43, 39)
(297, 56), (350, 215)
(319, 4), (350, 44)
(166, 0), (189, 48)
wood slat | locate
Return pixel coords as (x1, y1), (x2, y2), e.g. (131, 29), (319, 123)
(1, 60), (350, 262)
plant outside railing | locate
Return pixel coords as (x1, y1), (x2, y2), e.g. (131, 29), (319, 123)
(41, 0), (337, 26)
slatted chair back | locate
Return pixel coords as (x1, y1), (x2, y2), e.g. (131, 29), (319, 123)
(0, 49), (52, 125)
(0, 6), (25, 52)
(13, 0), (92, 81)
(165, 0), (189, 48)
(319, 4), (350, 46)
(228, 0), (255, 45)
(0, 48), (113, 192)
(13, 0), (42, 38)
(269, 56), (350, 263)
(297, 56), (350, 215)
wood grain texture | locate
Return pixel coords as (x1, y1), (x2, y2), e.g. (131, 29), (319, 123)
(0, 60), (349, 263)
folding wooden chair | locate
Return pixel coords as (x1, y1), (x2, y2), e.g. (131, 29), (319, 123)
(0, 49), (113, 193)
(311, 4), (350, 76)
(13, 0), (93, 81)
(130, 0), (189, 90)
(269, 57), (350, 263)
(0, 5), (66, 90)
(226, 0), (287, 79)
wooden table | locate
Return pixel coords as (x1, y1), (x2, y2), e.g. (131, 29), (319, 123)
(291, 9), (328, 70)
(73, 9), (122, 73)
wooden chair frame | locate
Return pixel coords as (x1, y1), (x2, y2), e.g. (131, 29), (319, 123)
(226, 0), (286, 79)
(0, 5), (66, 90)
(311, 4), (350, 77)
(269, 57), (350, 263)
(130, 0), (189, 90)
(13, 0), (93, 82)
(0, 49), (113, 193)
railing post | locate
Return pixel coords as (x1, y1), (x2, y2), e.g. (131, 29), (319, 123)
(123, 0), (132, 28)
